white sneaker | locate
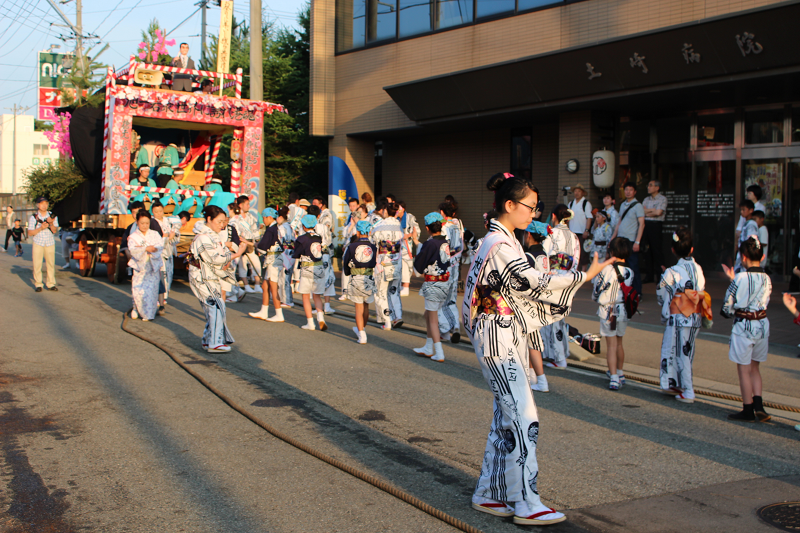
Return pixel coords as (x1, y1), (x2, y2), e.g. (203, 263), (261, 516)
(381, 323), (392, 331)
(413, 340), (433, 357)
(431, 353), (445, 362)
(130, 309), (139, 319)
(400, 287), (410, 297)
(545, 360), (567, 369)
(358, 331), (368, 344)
(254, 285), (263, 293)
(324, 304), (336, 315)
(352, 326), (361, 339)
(441, 332), (451, 342)
(249, 308), (271, 321)
(207, 344), (231, 353)
(244, 285), (256, 293)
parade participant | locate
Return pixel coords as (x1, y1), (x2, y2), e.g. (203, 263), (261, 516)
(361, 192), (375, 213)
(734, 200), (758, 273)
(156, 143), (181, 187)
(313, 196), (337, 314)
(151, 200), (180, 314)
(127, 210), (163, 321)
(250, 208), (285, 322)
(28, 197), (59, 292)
(200, 78), (213, 94)
(753, 211), (768, 268)
(721, 237), (771, 422)
(278, 206), (295, 308)
(657, 227), (706, 403)
(343, 220), (378, 344)
(286, 192), (305, 234)
(523, 220), (551, 392)
(223, 203), (246, 303)
(188, 205), (245, 352)
(370, 199), (404, 330)
(11, 219), (25, 257)
(544, 204), (581, 369)
(232, 196), (263, 294)
(438, 201), (464, 343)
(293, 214), (328, 331)
(590, 209), (613, 261)
(366, 198), (384, 227)
(340, 198), (363, 301)
(464, 173), (611, 526)
(131, 163), (157, 194)
(735, 184), (765, 244)
(412, 212), (452, 362)
(171, 43), (196, 92)
(205, 176), (223, 193)
(601, 192), (618, 230)
(397, 200), (419, 297)
(592, 237), (634, 390)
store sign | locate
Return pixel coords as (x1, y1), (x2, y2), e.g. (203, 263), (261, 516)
(38, 51), (74, 121)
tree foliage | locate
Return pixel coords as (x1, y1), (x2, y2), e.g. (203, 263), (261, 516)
(22, 159), (86, 205)
(59, 44), (108, 108)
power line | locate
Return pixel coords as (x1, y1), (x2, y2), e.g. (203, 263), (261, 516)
(82, 0), (186, 13)
(99, 0), (144, 41)
(90, 0), (126, 36)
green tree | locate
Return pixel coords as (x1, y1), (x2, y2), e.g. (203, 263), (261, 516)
(59, 44), (109, 108)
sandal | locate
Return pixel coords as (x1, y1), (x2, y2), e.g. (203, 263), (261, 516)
(513, 507), (567, 525)
(675, 393), (694, 404)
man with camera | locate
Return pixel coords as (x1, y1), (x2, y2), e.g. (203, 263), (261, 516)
(28, 197), (59, 292)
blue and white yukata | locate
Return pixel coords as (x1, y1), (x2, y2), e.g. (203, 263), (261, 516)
(593, 262), (633, 337)
(155, 215), (181, 301)
(231, 211), (260, 283)
(400, 212), (420, 285)
(127, 227), (163, 320)
(438, 217), (464, 336)
(657, 257), (705, 394)
(524, 243), (550, 356)
(342, 237), (377, 304)
(414, 235), (452, 311)
(279, 221), (295, 305)
(189, 223), (235, 347)
(316, 209), (337, 298)
(734, 218), (759, 273)
(293, 231), (326, 295)
(371, 216), (404, 327)
(591, 221), (613, 261)
(463, 220), (586, 510)
(721, 267), (771, 365)
(543, 221), (581, 366)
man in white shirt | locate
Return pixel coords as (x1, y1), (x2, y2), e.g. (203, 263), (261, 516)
(28, 197), (59, 292)
(567, 184), (593, 269)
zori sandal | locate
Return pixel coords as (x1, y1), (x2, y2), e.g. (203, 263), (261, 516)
(513, 507), (567, 525)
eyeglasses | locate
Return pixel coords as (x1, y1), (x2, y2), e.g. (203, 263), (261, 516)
(518, 201), (537, 213)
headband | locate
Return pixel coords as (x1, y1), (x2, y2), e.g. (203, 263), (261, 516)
(424, 212), (444, 225)
(301, 214), (317, 229)
(356, 220), (373, 234)
(262, 207), (278, 219)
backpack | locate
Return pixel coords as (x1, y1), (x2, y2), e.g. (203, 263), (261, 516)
(613, 263), (640, 319)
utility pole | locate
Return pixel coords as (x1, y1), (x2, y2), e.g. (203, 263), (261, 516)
(75, 0), (86, 75)
(200, 1), (207, 66)
(4, 105), (32, 195)
(250, 0), (265, 210)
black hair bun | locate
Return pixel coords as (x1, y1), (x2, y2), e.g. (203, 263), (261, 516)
(487, 173), (507, 192)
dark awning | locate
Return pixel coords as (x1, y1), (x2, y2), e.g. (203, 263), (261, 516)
(384, 2), (800, 124)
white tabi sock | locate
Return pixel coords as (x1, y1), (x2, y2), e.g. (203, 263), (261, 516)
(317, 310), (325, 323)
(267, 308), (284, 322)
(431, 342), (445, 362)
(414, 337), (434, 355)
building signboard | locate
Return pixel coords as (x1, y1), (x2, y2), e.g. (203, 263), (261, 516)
(37, 51), (73, 121)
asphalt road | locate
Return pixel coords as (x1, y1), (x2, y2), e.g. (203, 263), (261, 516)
(2, 248), (800, 532)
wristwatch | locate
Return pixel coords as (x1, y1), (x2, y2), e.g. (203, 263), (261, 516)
(635, 241), (640, 244)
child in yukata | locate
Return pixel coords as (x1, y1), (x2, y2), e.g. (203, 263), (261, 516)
(753, 210), (768, 269)
(293, 214), (328, 331)
(250, 208), (285, 323)
(734, 200), (759, 273)
(722, 236), (772, 422)
(343, 220), (378, 344)
(412, 212), (452, 362)
(523, 220), (552, 393)
(592, 237), (634, 391)
(590, 209), (613, 261)
(657, 226), (706, 403)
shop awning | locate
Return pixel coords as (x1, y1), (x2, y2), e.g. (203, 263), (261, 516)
(384, 2), (800, 124)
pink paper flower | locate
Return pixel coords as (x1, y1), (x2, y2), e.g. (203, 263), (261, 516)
(155, 29), (161, 38)
(139, 42), (146, 49)
(151, 51), (158, 62)
(166, 39), (176, 46)
(138, 52), (146, 59)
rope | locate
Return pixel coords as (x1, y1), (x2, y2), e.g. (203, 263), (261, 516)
(120, 311), (483, 533)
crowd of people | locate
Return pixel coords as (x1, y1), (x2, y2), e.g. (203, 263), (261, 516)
(5, 171), (796, 528)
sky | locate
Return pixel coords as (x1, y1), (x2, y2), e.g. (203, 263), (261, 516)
(0, 0), (306, 118)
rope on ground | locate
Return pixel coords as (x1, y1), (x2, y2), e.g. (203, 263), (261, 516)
(119, 311), (484, 533)
(333, 308), (800, 415)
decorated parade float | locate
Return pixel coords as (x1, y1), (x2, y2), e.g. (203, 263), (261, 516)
(62, 58), (284, 282)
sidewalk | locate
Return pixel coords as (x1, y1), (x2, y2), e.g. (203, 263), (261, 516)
(329, 272), (800, 405)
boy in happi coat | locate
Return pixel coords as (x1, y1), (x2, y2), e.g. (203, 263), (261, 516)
(293, 214), (328, 331)
(250, 208), (285, 323)
(343, 220), (378, 344)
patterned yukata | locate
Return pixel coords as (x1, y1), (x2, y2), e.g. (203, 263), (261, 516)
(316, 211), (337, 297)
(155, 216), (181, 300)
(341, 214), (359, 297)
(438, 217), (464, 335)
(231, 212), (260, 282)
(734, 219), (759, 273)
(400, 212), (420, 284)
(127, 228), (164, 320)
(279, 221), (295, 305)
(189, 224), (235, 347)
(591, 221), (613, 261)
(721, 267), (771, 365)
(592, 263), (633, 337)
(544, 222), (581, 366)
(414, 235), (452, 311)
(524, 243), (550, 353)
(604, 206), (619, 231)
(371, 216), (404, 326)
(342, 237), (377, 304)
(293, 231), (326, 295)
(462, 220), (586, 509)
(657, 257), (705, 393)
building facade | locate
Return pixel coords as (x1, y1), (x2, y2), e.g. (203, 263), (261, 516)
(0, 114), (57, 195)
(309, 0), (800, 275)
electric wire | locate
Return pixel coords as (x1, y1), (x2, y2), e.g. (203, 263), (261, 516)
(120, 311), (484, 533)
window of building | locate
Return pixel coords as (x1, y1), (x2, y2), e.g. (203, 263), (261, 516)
(476, 0), (514, 19)
(366, 0), (397, 43)
(745, 109), (784, 145)
(510, 128), (532, 181)
(336, 0), (367, 51)
(399, 0), (433, 37)
(437, 0), (472, 29)
(33, 144), (49, 155)
(793, 107), (800, 144)
(697, 113), (734, 148)
(517, 0), (559, 12)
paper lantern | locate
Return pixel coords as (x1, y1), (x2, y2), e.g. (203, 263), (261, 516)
(592, 150), (615, 188)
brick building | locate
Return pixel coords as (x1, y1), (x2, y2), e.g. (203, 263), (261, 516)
(309, 0), (800, 275)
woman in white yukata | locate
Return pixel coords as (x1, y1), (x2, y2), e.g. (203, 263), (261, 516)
(127, 210), (163, 321)
(151, 200), (180, 313)
(543, 204), (582, 369)
(657, 226), (706, 403)
(464, 173), (612, 527)
(189, 205), (245, 353)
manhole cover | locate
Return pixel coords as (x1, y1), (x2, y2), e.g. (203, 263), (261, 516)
(758, 502), (800, 531)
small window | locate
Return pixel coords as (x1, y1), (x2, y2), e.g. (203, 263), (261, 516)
(745, 109), (784, 145)
(791, 107), (800, 143)
(697, 113), (735, 148)
(518, 0), (559, 12)
(476, 0), (514, 19)
(399, 0), (432, 37)
(437, 0), (472, 29)
(366, 0), (397, 43)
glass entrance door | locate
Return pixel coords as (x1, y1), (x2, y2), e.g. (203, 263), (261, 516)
(694, 160), (736, 273)
(743, 158), (785, 274)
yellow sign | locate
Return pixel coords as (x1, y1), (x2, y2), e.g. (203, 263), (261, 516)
(217, 0), (233, 75)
